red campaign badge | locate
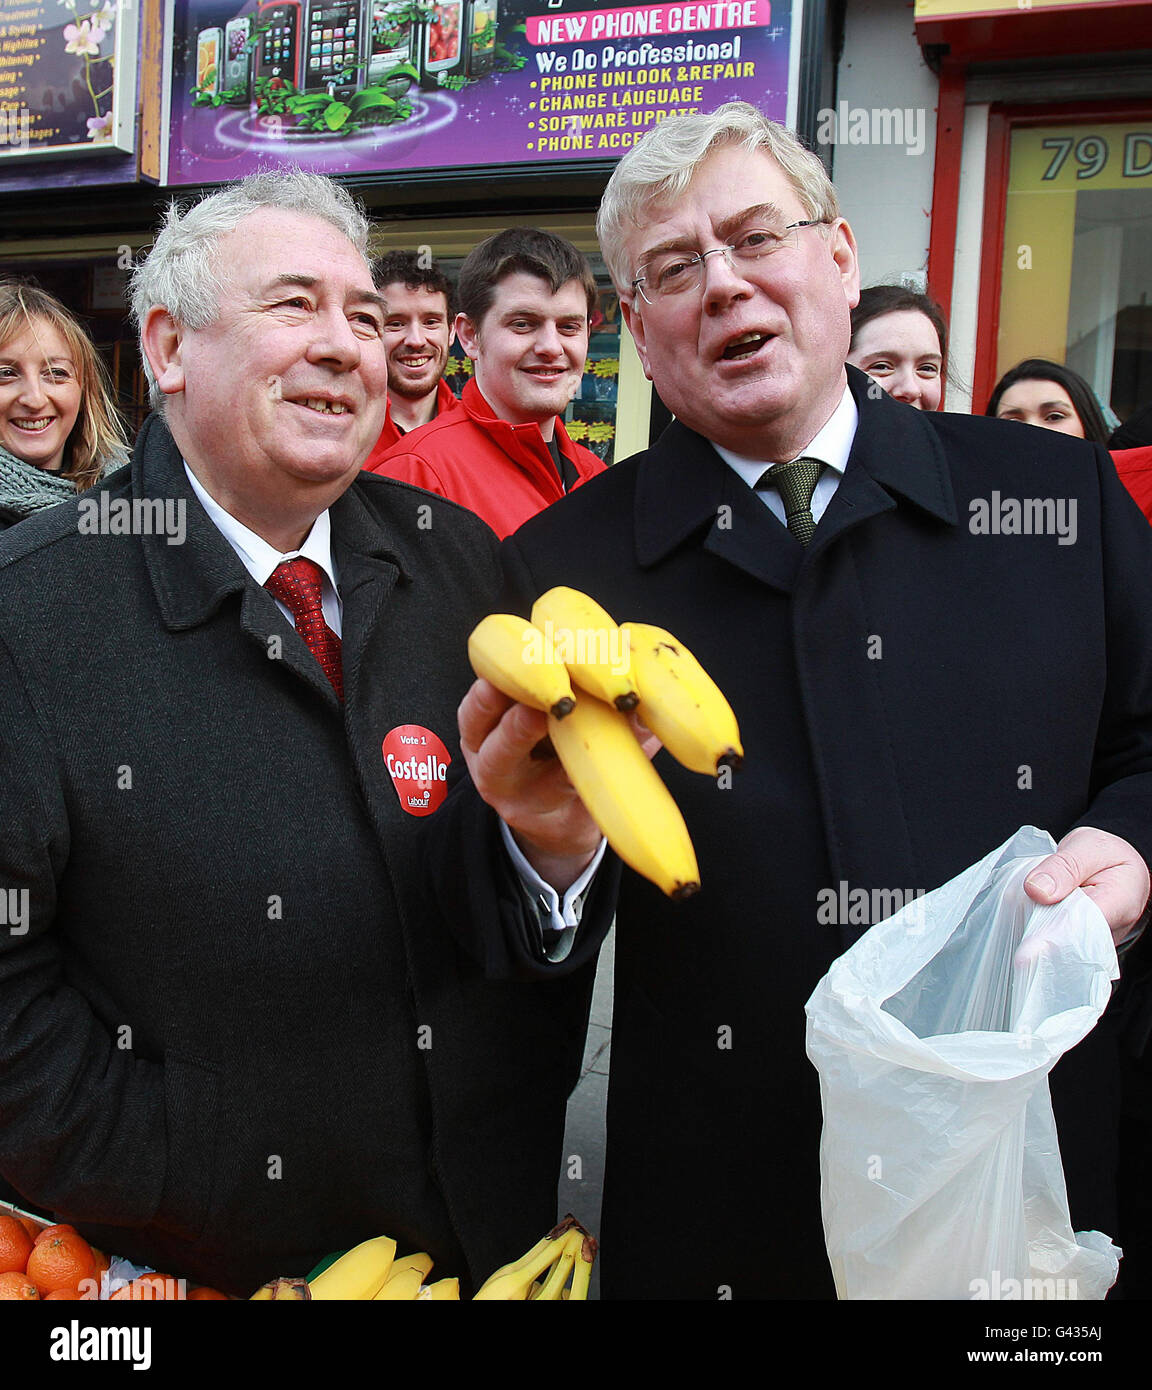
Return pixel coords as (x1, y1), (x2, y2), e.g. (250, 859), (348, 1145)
(382, 725), (452, 817)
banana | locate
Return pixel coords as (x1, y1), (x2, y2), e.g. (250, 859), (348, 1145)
(532, 1242), (576, 1301)
(373, 1266), (424, 1300)
(547, 696), (700, 900)
(250, 1276), (311, 1301)
(526, 1223), (596, 1301)
(468, 613), (577, 719)
(373, 1251), (434, 1300)
(307, 1234), (397, 1301)
(530, 587), (639, 712)
(621, 622), (744, 777)
(416, 1277), (460, 1300)
(472, 1217), (582, 1300)
(567, 1229), (597, 1302)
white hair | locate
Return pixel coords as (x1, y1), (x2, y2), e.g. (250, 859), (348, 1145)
(131, 169), (371, 410)
(596, 102), (840, 293)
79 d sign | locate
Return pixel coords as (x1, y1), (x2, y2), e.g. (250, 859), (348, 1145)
(1041, 131), (1152, 181)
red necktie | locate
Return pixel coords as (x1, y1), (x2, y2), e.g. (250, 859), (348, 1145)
(264, 557), (344, 701)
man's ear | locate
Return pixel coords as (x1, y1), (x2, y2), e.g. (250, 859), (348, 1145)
(454, 312), (480, 362)
(620, 296), (653, 382)
(829, 217), (861, 311)
(141, 306), (187, 397)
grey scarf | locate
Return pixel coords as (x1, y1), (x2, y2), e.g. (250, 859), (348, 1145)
(0, 443), (79, 521)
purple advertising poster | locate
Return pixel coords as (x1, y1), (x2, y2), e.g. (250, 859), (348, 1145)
(163, 0), (799, 184)
(0, 0), (137, 159)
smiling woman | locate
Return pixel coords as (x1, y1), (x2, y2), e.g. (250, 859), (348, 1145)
(847, 284), (947, 412)
(0, 280), (128, 532)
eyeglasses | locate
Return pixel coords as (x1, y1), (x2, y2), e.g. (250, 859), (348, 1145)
(630, 222), (830, 305)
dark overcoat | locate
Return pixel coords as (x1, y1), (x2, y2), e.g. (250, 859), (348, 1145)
(434, 366), (1152, 1299)
(0, 414), (595, 1297)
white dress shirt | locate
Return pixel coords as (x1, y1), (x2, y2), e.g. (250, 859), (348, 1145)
(184, 463), (342, 635)
(713, 384), (859, 525)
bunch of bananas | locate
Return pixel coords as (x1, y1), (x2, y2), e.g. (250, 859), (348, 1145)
(468, 586), (743, 899)
(250, 1235), (459, 1301)
(248, 1215), (596, 1301)
(473, 1215), (597, 1300)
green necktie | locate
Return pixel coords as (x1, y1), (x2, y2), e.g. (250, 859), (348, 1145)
(762, 457), (824, 546)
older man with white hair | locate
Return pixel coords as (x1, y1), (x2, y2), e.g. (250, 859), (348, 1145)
(437, 103), (1152, 1299)
(0, 171), (599, 1297)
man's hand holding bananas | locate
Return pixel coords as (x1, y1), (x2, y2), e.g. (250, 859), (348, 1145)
(457, 674), (620, 895)
(463, 587), (742, 898)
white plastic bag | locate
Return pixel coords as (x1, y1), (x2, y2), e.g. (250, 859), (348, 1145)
(804, 825), (1122, 1300)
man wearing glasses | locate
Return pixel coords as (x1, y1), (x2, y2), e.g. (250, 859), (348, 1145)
(438, 103), (1152, 1298)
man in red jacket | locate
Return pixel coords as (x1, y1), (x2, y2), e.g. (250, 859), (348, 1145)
(366, 228), (605, 538)
(363, 250), (458, 456)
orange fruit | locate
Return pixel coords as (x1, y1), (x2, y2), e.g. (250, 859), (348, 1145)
(109, 1272), (185, 1300)
(42, 1283), (83, 1300)
(33, 1223), (78, 1247)
(0, 1213), (34, 1275)
(187, 1285), (229, 1300)
(16, 1216), (44, 1242)
(0, 1270), (39, 1299)
(25, 1232), (96, 1296)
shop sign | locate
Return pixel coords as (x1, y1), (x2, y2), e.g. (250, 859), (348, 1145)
(160, 0), (801, 184)
(0, 0), (138, 158)
(1009, 123), (1152, 192)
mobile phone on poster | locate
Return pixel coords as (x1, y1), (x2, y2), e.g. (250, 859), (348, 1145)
(196, 27), (224, 95)
(421, 0), (464, 85)
(256, 0), (303, 88)
(223, 16), (252, 102)
(302, 0), (363, 98)
(366, 0), (415, 93)
(465, 0), (497, 80)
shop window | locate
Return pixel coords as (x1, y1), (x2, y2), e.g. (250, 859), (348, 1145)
(997, 118), (1152, 423)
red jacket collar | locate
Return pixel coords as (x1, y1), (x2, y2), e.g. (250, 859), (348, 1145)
(460, 378), (588, 469)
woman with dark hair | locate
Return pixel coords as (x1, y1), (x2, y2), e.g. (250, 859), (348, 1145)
(985, 357), (1111, 446)
(847, 284), (948, 412)
(0, 278), (128, 531)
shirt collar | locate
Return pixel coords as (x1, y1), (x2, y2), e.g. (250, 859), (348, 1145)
(183, 462), (339, 591)
(711, 384), (858, 489)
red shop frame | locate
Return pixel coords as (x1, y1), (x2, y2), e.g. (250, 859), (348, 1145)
(931, 96), (1152, 413)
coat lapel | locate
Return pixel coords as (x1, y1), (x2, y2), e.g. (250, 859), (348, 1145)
(135, 413), (395, 712)
(634, 421), (802, 592)
(328, 482), (407, 711)
(823, 366), (959, 540)
(631, 371), (958, 591)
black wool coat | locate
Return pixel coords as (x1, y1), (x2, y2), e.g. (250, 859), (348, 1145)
(0, 413), (595, 1297)
(432, 366), (1152, 1299)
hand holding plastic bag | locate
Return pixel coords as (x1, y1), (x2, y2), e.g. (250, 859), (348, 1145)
(804, 826), (1121, 1300)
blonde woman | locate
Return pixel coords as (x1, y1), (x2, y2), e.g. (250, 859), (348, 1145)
(0, 279), (128, 531)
